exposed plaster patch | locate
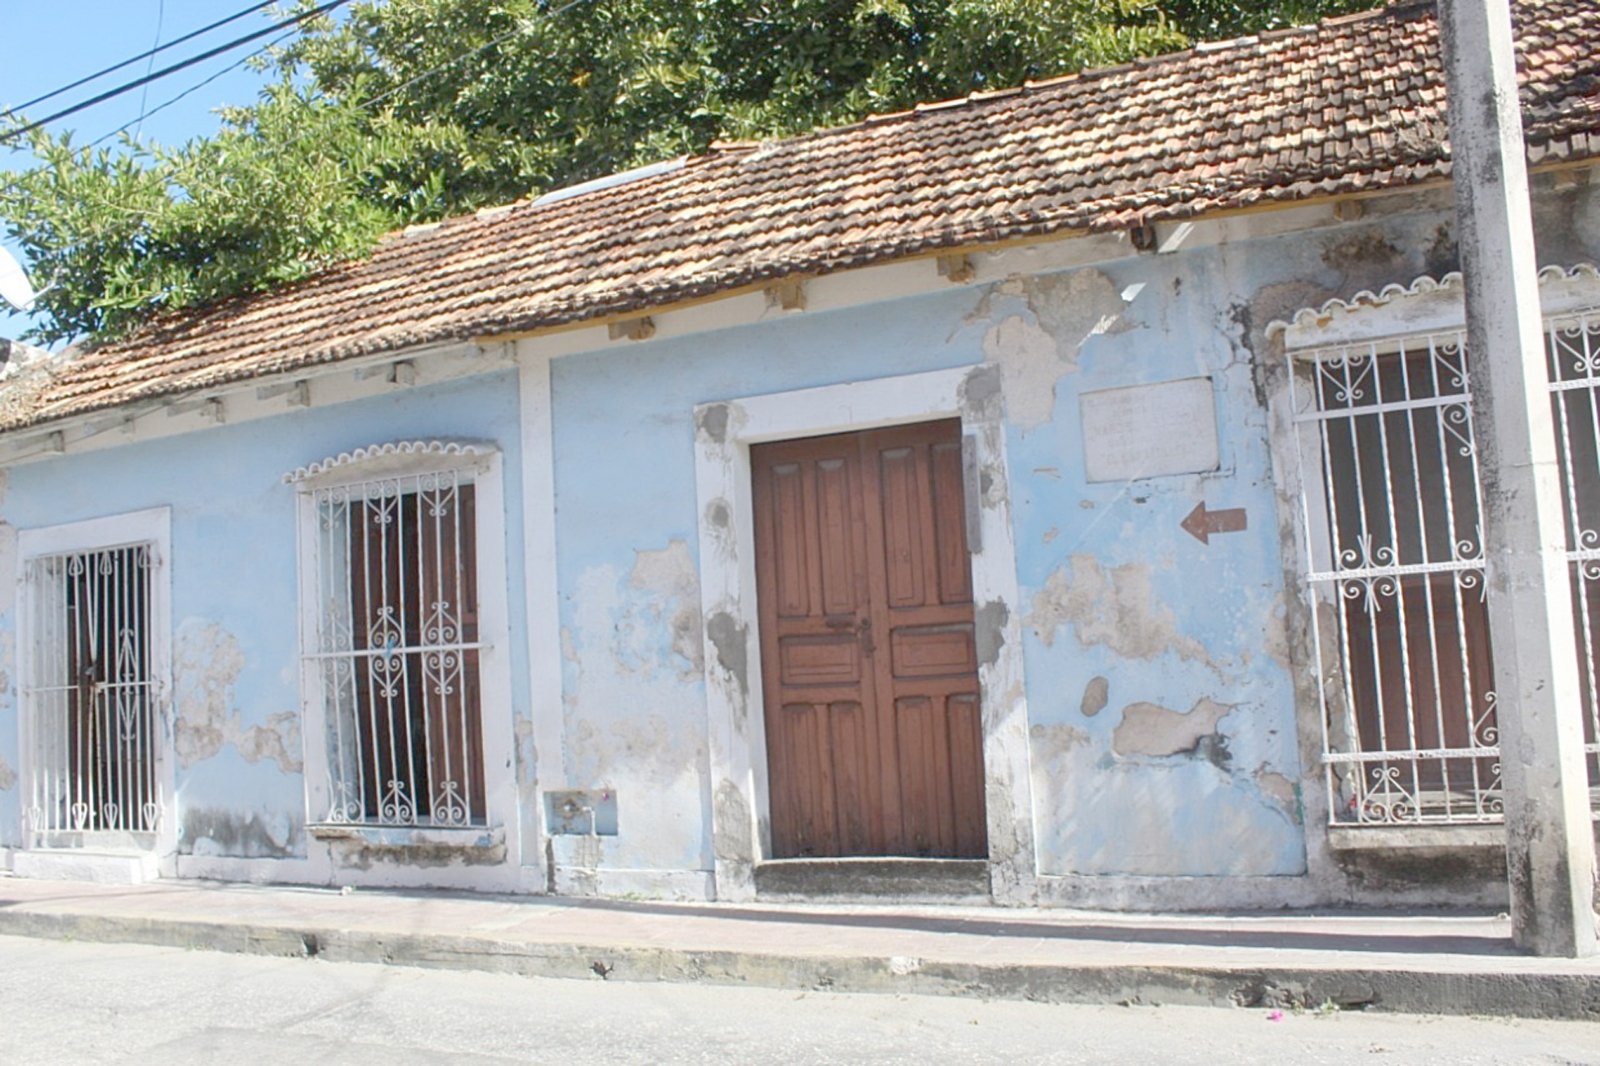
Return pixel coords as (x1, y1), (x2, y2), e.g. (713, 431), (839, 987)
(1423, 223), (1459, 279)
(1254, 765), (1301, 822)
(705, 611), (750, 698)
(1029, 722), (1090, 762)
(1043, 527), (1059, 544)
(973, 600), (1010, 668)
(1080, 676), (1109, 718)
(713, 778), (753, 865)
(1261, 591), (1293, 671)
(329, 837), (506, 870)
(0, 752), (15, 791)
(630, 538), (704, 677)
(958, 363), (1003, 421)
(1240, 279), (1331, 359)
(1321, 230), (1406, 280)
(183, 806), (297, 858)
(1111, 697), (1235, 758)
(695, 403), (734, 444)
(1029, 555), (1209, 664)
(514, 718), (538, 789)
(172, 620), (302, 773)
(976, 269), (1127, 429)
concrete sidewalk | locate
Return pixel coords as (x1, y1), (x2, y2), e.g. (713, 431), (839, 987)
(1, 874), (1596, 1019)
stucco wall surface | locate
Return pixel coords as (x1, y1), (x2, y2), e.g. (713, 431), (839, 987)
(0, 369), (528, 872)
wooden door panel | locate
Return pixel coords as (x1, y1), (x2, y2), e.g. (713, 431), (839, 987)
(768, 462), (812, 618)
(753, 419), (986, 860)
(930, 439), (974, 605)
(778, 635), (862, 687)
(892, 695), (954, 856)
(771, 701), (837, 857)
(889, 624), (978, 680)
(827, 700), (879, 855)
(947, 694), (988, 856)
(875, 445), (929, 608)
(814, 458), (859, 617)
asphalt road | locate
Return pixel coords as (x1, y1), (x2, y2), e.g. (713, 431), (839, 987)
(0, 934), (1596, 1064)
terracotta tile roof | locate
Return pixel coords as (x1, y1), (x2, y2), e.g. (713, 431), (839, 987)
(7, 0), (1600, 434)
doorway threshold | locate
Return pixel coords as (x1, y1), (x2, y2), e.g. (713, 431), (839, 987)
(754, 857), (989, 903)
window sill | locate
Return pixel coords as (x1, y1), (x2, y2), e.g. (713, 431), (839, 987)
(308, 823), (504, 851)
(1326, 824), (1503, 851)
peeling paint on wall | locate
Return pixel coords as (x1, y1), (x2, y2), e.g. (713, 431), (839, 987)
(0, 752), (15, 791)
(705, 610), (750, 699)
(1030, 722), (1090, 762)
(183, 805), (297, 858)
(1254, 765), (1301, 822)
(172, 620), (302, 773)
(1111, 697), (1235, 758)
(1080, 676), (1109, 717)
(630, 539), (703, 677)
(975, 270), (1128, 429)
(713, 778), (752, 865)
(1029, 554), (1210, 663)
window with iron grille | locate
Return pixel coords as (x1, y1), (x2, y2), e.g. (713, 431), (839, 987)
(1290, 302), (1600, 826)
(298, 457), (487, 828)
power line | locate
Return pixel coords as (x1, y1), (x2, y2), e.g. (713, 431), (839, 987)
(4, 0), (601, 274)
(133, 0), (169, 141)
(7, 0), (279, 116)
(91, 29), (303, 150)
(0, 0), (352, 145)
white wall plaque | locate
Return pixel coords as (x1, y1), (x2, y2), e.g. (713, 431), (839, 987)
(1079, 376), (1219, 483)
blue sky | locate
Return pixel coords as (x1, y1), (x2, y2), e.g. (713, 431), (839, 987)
(2, 1), (291, 343)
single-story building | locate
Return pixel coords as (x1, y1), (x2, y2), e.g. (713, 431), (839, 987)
(0, 0), (1596, 913)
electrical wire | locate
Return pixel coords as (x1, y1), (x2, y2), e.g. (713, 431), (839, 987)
(0, 0), (352, 145)
(6, 0), (279, 116)
(132, 0), (168, 141)
(90, 29), (303, 149)
(4, 0), (600, 279)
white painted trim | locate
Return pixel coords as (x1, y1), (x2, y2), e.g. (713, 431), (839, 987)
(289, 449), (521, 876)
(692, 364), (1038, 903)
(517, 347), (565, 892)
(284, 439), (498, 485)
(14, 506), (177, 865)
(0, 342), (516, 468)
(1275, 263), (1600, 351)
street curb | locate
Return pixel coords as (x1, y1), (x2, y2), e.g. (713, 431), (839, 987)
(0, 907), (1595, 1020)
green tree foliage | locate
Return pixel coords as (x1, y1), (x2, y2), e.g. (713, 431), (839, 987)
(0, 0), (1362, 343)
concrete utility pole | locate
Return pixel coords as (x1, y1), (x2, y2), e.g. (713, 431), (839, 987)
(1438, 0), (1599, 957)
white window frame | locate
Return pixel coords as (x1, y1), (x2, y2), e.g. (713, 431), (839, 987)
(288, 441), (515, 849)
(15, 507), (175, 858)
(1274, 266), (1600, 829)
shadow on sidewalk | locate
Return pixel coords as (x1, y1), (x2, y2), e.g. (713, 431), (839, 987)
(550, 897), (1517, 956)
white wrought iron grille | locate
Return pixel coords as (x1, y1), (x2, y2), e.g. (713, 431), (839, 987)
(1543, 310), (1600, 801)
(1290, 332), (1503, 824)
(303, 470), (486, 827)
(22, 545), (162, 840)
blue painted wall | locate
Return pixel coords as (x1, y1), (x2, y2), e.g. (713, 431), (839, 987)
(0, 368), (527, 859)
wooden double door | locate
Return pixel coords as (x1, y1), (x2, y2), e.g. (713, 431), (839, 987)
(752, 419), (987, 859)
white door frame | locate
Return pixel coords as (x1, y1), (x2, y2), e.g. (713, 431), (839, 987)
(692, 363), (1038, 902)
(15, 507), (176, 862)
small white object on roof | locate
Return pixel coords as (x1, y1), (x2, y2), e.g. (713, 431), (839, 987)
(531, 157), (686, 208)
(0, 247), (38, 312)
